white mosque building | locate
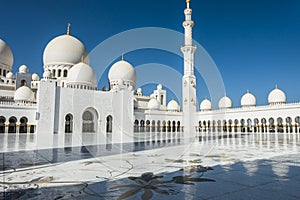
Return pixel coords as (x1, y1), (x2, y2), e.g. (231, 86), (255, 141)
(0, 0), (300, 147)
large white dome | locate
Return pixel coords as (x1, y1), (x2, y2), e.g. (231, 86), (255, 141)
(167, 99), (180, 111)
(68, 62), (97, 85)
(108, 60), (136, 86)
(200, 98), (212, 111)
(0, 39), (13, 67)
(268, 86), (286, 105)
(14, 86), (35, 102)
(43, 34), (89, 66)
(219, 96), (232, 109)
(241, 91), (256, 107)
(148, 98), (160, 110)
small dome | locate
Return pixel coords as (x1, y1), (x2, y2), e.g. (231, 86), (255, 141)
(137, 88), (142, 93)
(0, 39), (13, 67)
(32, 73), (40, 81)
(19, 65), (28, 73)
(68, 62), (97, 85)
(241, 91), (256, 107)
(219, 95), (232, 109)
(108, 60), (136, 87)
(148, 98), (160, 110)
(268, 86), (286, 105)
(167, 99), (180, 111)
(200, 98), (212, 111)
(6, 72), (14, 79)
(43, 70), (51, 79)
(14, 86), (35, 102)
(157, 84), (162, 90)
(43, 34), (89, 66)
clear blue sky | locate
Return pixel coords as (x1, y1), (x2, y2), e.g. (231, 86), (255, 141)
(1, 0), (300, 107)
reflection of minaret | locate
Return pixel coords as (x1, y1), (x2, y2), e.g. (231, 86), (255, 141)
(182, 0), (197, 134)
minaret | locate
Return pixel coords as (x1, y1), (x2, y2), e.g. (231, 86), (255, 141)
(181, 0), (197, 135)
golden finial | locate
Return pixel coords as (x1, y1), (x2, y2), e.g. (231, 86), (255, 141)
(81, 55), (84, 63)
(275, 84), (278, 89)
(122, 53), (124, 61)
(186, 0), (190, 3)
(66, 23), (71, 35)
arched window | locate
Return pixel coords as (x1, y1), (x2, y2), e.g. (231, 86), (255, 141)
(269, 118), (275, 133)
(151, 120), (156, 132)
(57, 69), (61, 77)
(157, 120), (161, 132)
(0, 116), (5, 133)
(106, 115), (113, 133)
(277, 117), (283, 133)
(240, 119), (245, 133)
(172, 121), (176, 132)
(19, 117), (28, 133)
(21, 79), (27, 86)
(52, 69), (56, 77)
(254, 118), (259, 132)
(167, 121), (171, 132)
(65, 114), (73, 133)
(3, 70), (6, 76)
(8, 116), (17, 133)
(247, 119), (252, 133)
(63, 70), (68, 77)
(162, 121), (166, 132)
(134, 120), (139, 132)
(177, 121), (181, 132)
(146, 120), (150, 132)
(140, 120), (145, 132)
(286, 117), (292, 133)
(0, 68), (2, 76)
(82, 109), (98, 133)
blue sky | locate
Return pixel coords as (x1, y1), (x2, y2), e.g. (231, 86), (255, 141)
(1, 0), (300, 107)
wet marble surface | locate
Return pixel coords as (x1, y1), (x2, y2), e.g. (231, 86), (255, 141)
(0, 132), (300, 199)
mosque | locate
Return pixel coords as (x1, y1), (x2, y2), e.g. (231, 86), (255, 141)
(0, 0), (300, 147)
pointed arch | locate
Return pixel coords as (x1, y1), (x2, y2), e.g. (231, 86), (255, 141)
(65, 113), (73, 133)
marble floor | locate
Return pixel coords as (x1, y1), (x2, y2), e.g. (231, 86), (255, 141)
(0, 132), (300, 199)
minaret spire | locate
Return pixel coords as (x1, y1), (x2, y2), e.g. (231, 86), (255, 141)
(181, 0), (197, 135)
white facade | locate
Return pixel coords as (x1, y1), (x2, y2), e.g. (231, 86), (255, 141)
(0, 0), (300, 150)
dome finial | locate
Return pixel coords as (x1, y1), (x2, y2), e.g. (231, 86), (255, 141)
(247, 89), (249, 93)
(275, 84), (278, 89)
(186, 0), (190, 8)
(81, 55), (84, 63)
(122, 53), (124, 61)
(66, 23), (71, 35)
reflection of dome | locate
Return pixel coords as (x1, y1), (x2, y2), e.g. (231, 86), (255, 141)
(68, 62), (97, 85)
(148, 98), (160, 110)
(167, 99), (180, 111)
(268, 86), (286, 105)
(32, 73), (40, 81)
(43, 71), (51, 79)
(14, 86), (35, 102)
(219, 96), (232, 109)
(43, 34), (89, 66)
(200, 98), (212, 111)
(108, 59), (136, 88)
(0, 39), (13, 67)
(19, 65), (28, 73)
(241, 91), (256, 107)
(6, 72), (14, 79)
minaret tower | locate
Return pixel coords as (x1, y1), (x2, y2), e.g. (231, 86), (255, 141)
(182, 0), (197, 134)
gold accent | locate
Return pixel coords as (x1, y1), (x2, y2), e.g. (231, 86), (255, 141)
(122, 53), (124, 61)
(81, 55), (84, 63)
(66, 23), (71, 35)
(184, 98), (187, 103)
(186, 0), (190, 3)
